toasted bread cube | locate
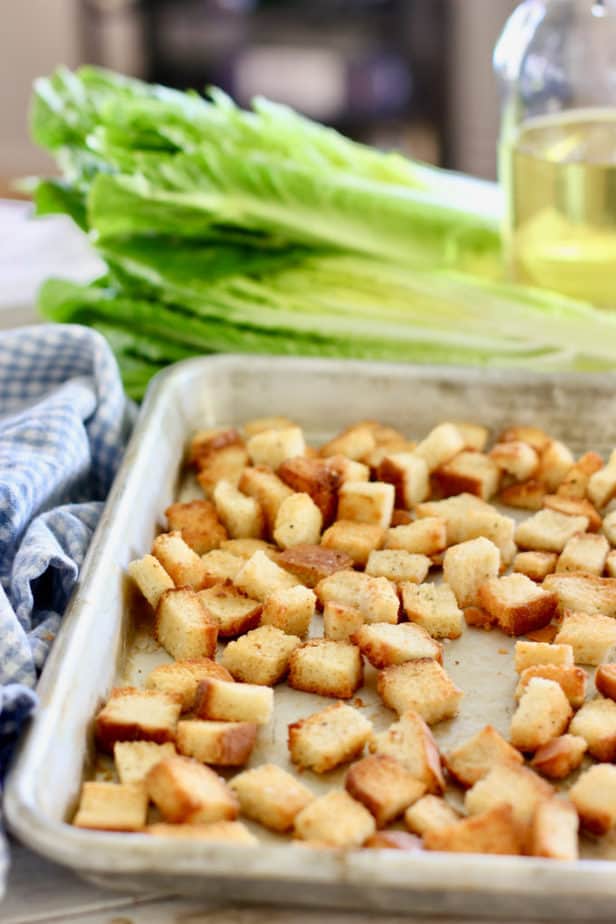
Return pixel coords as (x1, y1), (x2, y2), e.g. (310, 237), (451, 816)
(477, 574), (557, 636)
(243, 416), (295, 437)
(384, 518), (447, 556)
(152, 531), (210, 590)
(401, 582), (463, 639)
(569, 764), (616, 835)
(233, 550), (299, 602)
(365, 831), (423, 850)
(515, 664), (587, 709)
(146, 755), (238, 824)
(365, 550), (430, 584)
(155, 588), (218, 660)
(557, 451), (604, 500)
(514, 641), (574, 672)
(194, 677), (273, 725)
(321, 519), (385, 567)
(498, 425), (550, 453)
(273, 492), (322, 549)
(176, 719), (257, 766)
(603, 509), (616, 545)
(374, 453), (429, 511)
(73, 782), (148, 832)
(404, 795), (460, 836)
(323, 602), (364, 641)
(239, 467), (293, 533)
(95, 687), (182, 752)
(324, 454), (370, 486)
(200, 550), (244, 585)
(352, 622), (442, 669)
(513, 550), (557, 581)
(433, 451), (500, 501)
(191, 429), (248, 495)
(337, 481), (395, 529)
(127, 554), (174, 609)
(588, 451), (616, 509)
(165, 500), (227, 555)
(260, 585), (315, 637)
(277, 456), (339, 525)
(276, 544), (352, 587)
(247, 426), (305, 469)
(221, 625), (300, 685)
(465, 764), (553, 832)
(464, 606), (498, 630)
(146, 820), (257, 844)
(369, 709), (444, 793)
(536, 440), (575, 491)
(378, 659), (463, 724)
(499, 480), (546, 511)
(145, 659), (233, 712)
(515, 510), (589, 553)
(443, 725), (523, 788)
(569, 697), (616, 760)
(596, 663), (616, 700)
(554, 610), (616, 664)
(198, 583), (262, 638)
(220, 538), (275, 559)
(363, 441), (416, 472)
(294, 789), (375, 847)
(114, 741), (177, 784)
(424, 804), (522, 856)
(525, 624), (559, 643)
(230, 764), (314, 832)
(415, 423), (465, 472)
(316, 570), (400, 624)
(190, 427), (244, 468)
(416, 495), (516, 564)
(345, 755), (426, 828)
(545, 572), (616, 618)
(288, 639), (363, 699)
(557, 533), (609, 575)
(320, 423), (376, 461)
(607, 550), (616, 577)
(510, 678), (572, 753)
(490, 441), (539, 481)
(543, 494), (602, 532)
(288, 702), (372, 773)
(443, 537), (500, 609)
(530, 734), (587, 779)
(452, 422), (488, 452)
(212, 480), (264, 540)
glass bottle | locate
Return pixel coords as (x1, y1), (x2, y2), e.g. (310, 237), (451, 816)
(495, 0), (616, 307)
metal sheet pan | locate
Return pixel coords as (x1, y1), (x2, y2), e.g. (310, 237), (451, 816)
(6, 355), (616, 921)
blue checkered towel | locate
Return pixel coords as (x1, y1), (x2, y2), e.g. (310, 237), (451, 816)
(0, 324), (132, 888)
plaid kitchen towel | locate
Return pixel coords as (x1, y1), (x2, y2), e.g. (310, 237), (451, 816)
(0, 324), (133, 890)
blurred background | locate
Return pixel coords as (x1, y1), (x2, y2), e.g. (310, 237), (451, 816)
(0, 0), (518, 196)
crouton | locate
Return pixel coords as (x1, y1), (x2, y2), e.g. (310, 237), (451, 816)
(607, 550), (616, 577)
(543, 494), (602, 532)
(451, 422), (488, 452)
(95, 687), (182, 752)
(510, 678), (572, 752)
(288, 639), (363, 699)
(243, 416), (295, 437)
(557, 532), (609, 575)
(365, 550), (430, 584)
(424, 804), (522, 856)
(514, 641), (574, 672)
(247, 426), (306, 469)
(557, 451), (603, 500)
(190, 429), (248, 494)
(545, 572), (616, 618)
(321, 519), (385, 567)
(569, 764), (616, 835)
(239, 467), (293, 533)
(363, 441), (417, 472)
(443, 725), (523, 788)
(152, 531), (208, 590)
(155, 588), (218, 660)
(323, 602), (364, 641)
(114, 741), (177, 784)
(316, 570), (400, 625)
(176, 719), (257, 766)
(212, 480), (264, 540)
(288, 702), (373, 773)
(477, 574), (557, 636)
(294, 789), (376, 847)
(384, 518), (447, 556)
(415, 423), (465, 472)
(345, 755), (426, 828)
(433, 451), (500, 501)
(221, 625), (300, 685)
(401, 582), (464, 639)
(596, 663), (616, 701)
(364, 831), (423, 851)
(515, 664), (587, 709)
(273, 492), (322, 549)
(391, 509), (413, 526)
(189, 427), (244, 468)
(233, 550), (299, 601)
(443, 537), (500, 609)
(369, 710), (444, 793)
(530, 734), (587, 779)
(515, 510), (589, 553)
(230, 764), (314, 832)
(276, 544), (352, 587)
(525, 624), (559, 643)
(146, 658), (233, 711)
(513, 551), (557, 581)
(553, 610), (616, 664)
(416, 495), (516, 564)
(588, 450), (616, 509)
(464, 764), (553, 834)
(200, 550), (244, 586)
(146, 821), (257, 844)
(404, 795), (461, 836)
(463, 606), (497, 630)
(531, 798), (579, 861)
(499, 480), (546, 511)
(165, 499), (227, 555)
(146, 755), (238, 824)
(536, 440), (574, 492)
(320, 423), (377, 461)
(352, 622), (442, 669)
(569, 697), (616, 760)
(498, 425), (550, 453)
(489, 441), (539, 482)
(277, 456), (339, 525)
(324, 455), (370, 485)
(198, 583), (262, 638)
(377, 659), (463, 724)
(73, 781), (148, 832)
(260, 585), (315, 637)
(603, 508), (616, 545)
(220, 538), (276, 559)
(193, 678), (273, 725)
(376, 453), (430, 508)
(337, 482), (395, 530)
(127, 554), (174, 609)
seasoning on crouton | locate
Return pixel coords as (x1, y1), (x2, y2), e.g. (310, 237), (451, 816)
(152, 531), (208, 590)
(464, 764), (553, 834)
(415, 423), (465, 472)
(155, 588), (218, 660)
(596, 664), (616, 701)
(377, 659), (463, 725)
(404, 795), (460, 836)
(95, 687), (182, 752)
(489, 441), (539, 482)
(146, 658), (233, 712)
(221, 625), (301, 685)
(239, 466), (293, 533)
(165, 499), (227, 555)
(276, 544), (353, 587)
(369, 710), (444, 793)
(146, 821), (257, 844)
(293, 789), (376, 847)
(530, 734), (587, 780)
(288, 639), (363, 699)
(260, 585), (315, 637)
(316, 570), (400, 624)
(233, 550), (299, 601)
(433, 451), (500, 502)
(364, 831), (423, 851)
(114, 741), (177, 784)
(515, 509), (589, 553)
(569, 697), (616, 761)
(345, 755), (426, 828)
(553, 610), (616, 664)
(416, 495), (516, 564)
(323, 602), (364, 641)
(514, 641), (574, 672)
(243, 416), (295, 437)
(376, 452), (430, 508)
(545, 572), (616, 618)
(543, 494), (602, 532)
(424, 804), (522, 856)
(477, 574), (558, 636)
(384, 518), (447, 556)
(513, 551), (557, 581)
(569, 763), (616, 835)
(320, 423), (377, 461)
(273, 492), (323, 549)
(176, 719), (257, 766)
(556, 451), (603, 500)
(401, 581), (464, 639)
(498, 425), (550, 453)
(321, 519), (385, 567)
(198, 583), (262, 638)
(288, 702), (372, 773)
(277, 456), (340, 525)
(246, 426), (306, 469)
(146, 755), (239, 824)
(529, 797), (579, 861)
(536, 440), (575, 492)
(212, 480), (264, 540)
(588, 450), (616, 509)
(443, 537), (500, 609)
(73, 781), (148, 831)
(127, 554), (174, 609)
(603, 508), (616, 545)
(557, 532), (609, 575)
(352, 622), (442, 669)
(510, 678), (572, 753)
(337, 481), (395, 529)
(365, 549), (430, 584)
(230, 764), (314, 832)
(200, 550), (244, 586)
(499, 480), (546, 511)
(515, 664), (587, 709)
(193, 678), (273, 725)
(443, 725), (523, 788)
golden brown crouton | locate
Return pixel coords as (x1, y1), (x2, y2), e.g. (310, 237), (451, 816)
(146, 821), (257, 844)
(152, 531), (208, 590)
(489, 441), (539, 482)
(320, 423), (377, 461)
(464, 606), (498, 630)
(345, 755), (426, 828)
(569, 764), (616, 835)
(588, 450), (616, 509)
(189, 427), (244, 468)
(190, 428), (248, 496)
(596, 663), (616, 701)
(337, 481), (395, 529)
(510, 678), (572, 752)
(530, 797), (579, 860)
(260, 585), (315, 637)
(377, 659), (463, 725)
(243, 416), (295, 437)
(230, 764), (314, 832)
(352, 622), (442, 669)
(364, 831), (423, 851)
(73, 781), (148, 832)
(553, 610), (616, 664)
(288, 639), (363, 699)
(515, 664), (587, 709)
(443, 725), (523, 788)
(146, 755), (238, 824)
(369, 710), (444, 793)
(515, 509), (589, 553)
(365, 549), (430, 584)
(95, 687), (182, 753)
(415, 423), (465, 472)
(176, 719), (257, 767)
(432, 451), (500, 501)
(498, 425), (550, 453)
(200, 550), (244, 586)
(156, 588), (218, 660)
(416, 495), (516, 564)
(165, 499), (227, 555)
(499, 480), (546, 511)
(477, 574), (558, 636)
(239, 466), (293, 533)
(424, 804), (522, 856)
(193, 677), (273, 725)
(569, 697), (616, 760)
(288, 702), (373, 773)
(530, 734), (587, 779)
(316, 569), (400, 624)
(276, 544), (353, 587)
(323, 454), (370, 486)
(543, 494), (602, 532)
(246, 426), (306, 469)
(321, 519), (385, 567)
(233, 550), (299, 601)
(443, 537), (500, 609)
(384, 518), (447, 556)
(556, 451), (603, 500)
(536, 440), (575, 492)
(545, 572), (616, 618)
(376, 452), (430, 508)
(277, 456), (339, 525)
(114, 741), (177, 784)
(404, 795), (460, 836)
(323, 602), (364, 641)
(212, 480), (264, 540)
(606, 549), (616, 577)
(514, 641), (574, 672)
(512, 551), (557, 581)
(464, 764), (553, 834)
(401, 581), (464, 639)
(557, 532), (609, 575)
(273, 492), (323, 549)
(127, 554), (174, 609)
(293, 790), (376, 847)
(221, 625), (300, 686)
(198, 583), (262, 638)
(603, 508), (616, 545)
(146, 658), (234, 711)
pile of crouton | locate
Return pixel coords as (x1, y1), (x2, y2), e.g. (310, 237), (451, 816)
(73, 416), (616, 859)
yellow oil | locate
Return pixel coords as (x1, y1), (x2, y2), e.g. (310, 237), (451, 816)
(502, 108), (616, 307)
